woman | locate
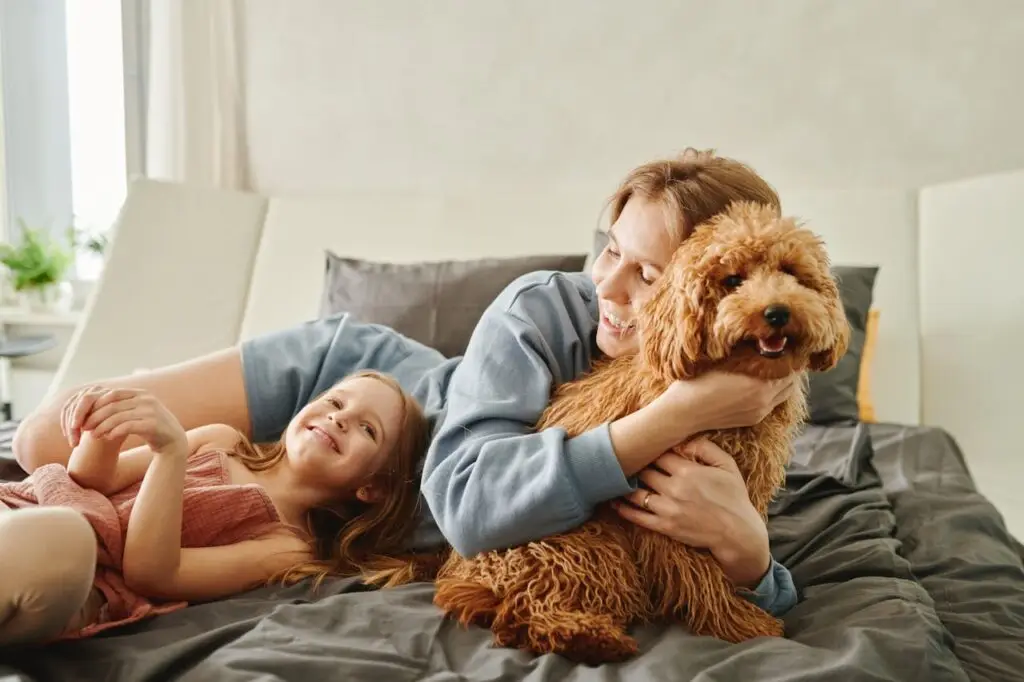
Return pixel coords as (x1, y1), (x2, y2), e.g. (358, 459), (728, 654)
(14, 148), (797, 617)
(421, 148), (797, 613)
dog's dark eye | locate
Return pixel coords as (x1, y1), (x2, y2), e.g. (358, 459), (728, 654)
(722, 274), (744, 289)
(781, 265), (797, 277)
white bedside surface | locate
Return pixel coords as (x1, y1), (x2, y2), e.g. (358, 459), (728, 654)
(0, 307), (81, 327)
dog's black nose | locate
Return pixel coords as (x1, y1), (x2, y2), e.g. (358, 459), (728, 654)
(763, 305), (790, 328)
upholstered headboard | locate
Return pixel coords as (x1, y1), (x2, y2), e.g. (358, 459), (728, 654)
(238, 189), (601, 342)
(241, 186), (921, 425)
(52, 178), (923, 428)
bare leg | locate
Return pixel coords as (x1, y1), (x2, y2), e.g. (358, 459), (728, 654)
(13, 346), (248, 472)
(0, 507), (98, 645)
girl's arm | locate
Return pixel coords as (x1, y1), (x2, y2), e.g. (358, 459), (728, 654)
(123, 442), (188, 590)
(68, 387), (245, 591)
(118, 422), (242, 589)
(125, 535), (311, 603)
(67, 416), (241, 497)
(67, 430), (127, 494)
(117, 413), (310, 601)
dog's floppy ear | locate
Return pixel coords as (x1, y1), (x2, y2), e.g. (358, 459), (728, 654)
(809, 275), (851, 372)
(640, 260), (707, 380)
(809, 328), (849, 371)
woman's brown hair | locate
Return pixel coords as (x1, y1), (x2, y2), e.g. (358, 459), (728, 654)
(607, 148), (781, 242)
(230, 370), (431, 589)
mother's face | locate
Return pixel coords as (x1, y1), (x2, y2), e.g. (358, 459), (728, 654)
(590, 197), (680, 358)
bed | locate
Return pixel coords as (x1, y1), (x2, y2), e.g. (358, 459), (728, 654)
(1, 421), (1022, 681)
(2, 179), (1022, 680)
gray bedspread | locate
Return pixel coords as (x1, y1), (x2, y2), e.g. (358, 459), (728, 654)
(2, 423), (1023, 681)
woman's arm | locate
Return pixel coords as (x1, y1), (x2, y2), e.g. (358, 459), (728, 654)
(423, 272), (794, 559)
(423, 272), (703, 557)
(13, 346), (249, 473)
(14, 313), (404, 475)
(613, 439), (799, 616)
(738, 559), (798, 616)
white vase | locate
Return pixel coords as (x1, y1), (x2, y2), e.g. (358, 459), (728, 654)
(19, 282), (75, 314)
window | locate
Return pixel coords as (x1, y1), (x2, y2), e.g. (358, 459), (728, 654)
(0, 27), (7, 246)
(65, 0), (127, 280)
(0, 0), (128, 282)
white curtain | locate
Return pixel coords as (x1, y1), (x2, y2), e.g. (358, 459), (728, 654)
(143, 0), (249, 189)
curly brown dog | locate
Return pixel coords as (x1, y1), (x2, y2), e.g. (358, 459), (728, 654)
(432, 201), (851, 664)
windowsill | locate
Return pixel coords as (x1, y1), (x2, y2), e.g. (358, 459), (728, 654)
(0, 306), (81, 327)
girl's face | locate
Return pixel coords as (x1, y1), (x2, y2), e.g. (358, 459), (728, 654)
(590, 196), (680, 358)
(283, 376), (405, 502)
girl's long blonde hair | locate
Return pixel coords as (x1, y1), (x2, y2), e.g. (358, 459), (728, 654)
(231, 370), (433, 589)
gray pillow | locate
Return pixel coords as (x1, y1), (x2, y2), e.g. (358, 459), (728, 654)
(584, 229), (610, 272)
(806, 265), (878, 424)
(320, 251), (588, 359)
(587, 229), (877, 423)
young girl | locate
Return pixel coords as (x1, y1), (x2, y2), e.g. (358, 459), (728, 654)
(0, 370), (429, 646)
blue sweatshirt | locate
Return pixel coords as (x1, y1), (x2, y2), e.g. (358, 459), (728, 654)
(241, 270), (797, 616)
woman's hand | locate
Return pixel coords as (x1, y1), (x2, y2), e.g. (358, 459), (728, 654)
(665, 371), (797, 434)
(608, 372), (796, 478)
(612, 437), (771, 589)
(78, 388), (188, 456)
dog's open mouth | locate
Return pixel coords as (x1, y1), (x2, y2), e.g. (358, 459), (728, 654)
(756, 335), (789, 358)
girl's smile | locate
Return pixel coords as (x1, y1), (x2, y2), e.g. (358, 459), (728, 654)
(307, 424), (341, 453)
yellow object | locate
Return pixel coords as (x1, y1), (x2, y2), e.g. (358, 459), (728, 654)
(857, 309), (880, 422)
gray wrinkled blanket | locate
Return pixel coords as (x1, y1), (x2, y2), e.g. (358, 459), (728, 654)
(1, 423), (1023, 681)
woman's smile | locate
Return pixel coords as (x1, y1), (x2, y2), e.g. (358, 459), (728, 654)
(599, 305), (637, 338)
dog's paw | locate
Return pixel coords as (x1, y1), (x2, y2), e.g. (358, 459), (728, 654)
(753, 614), (785, 639)
(693, 602), (785, 643)
(516, 616), (638, 665)
(434, 578), (500, 629)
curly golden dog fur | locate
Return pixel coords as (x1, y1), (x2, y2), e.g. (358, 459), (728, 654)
(433, 201), (851, 664)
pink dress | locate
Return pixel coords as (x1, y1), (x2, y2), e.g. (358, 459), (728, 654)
(0, 448), (284, 639)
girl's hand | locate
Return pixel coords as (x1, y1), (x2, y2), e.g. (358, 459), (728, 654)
(612, 437), (771, 589)
(664, 371), (797, 433)
(79, 388), (188, 456)
(61, 384), (108, 447)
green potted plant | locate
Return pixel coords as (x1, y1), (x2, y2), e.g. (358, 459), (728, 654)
(0, 219), (77, 313)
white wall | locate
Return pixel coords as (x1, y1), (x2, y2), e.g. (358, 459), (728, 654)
(16, 2), (1024, 442)
(236, 0), (1021, 534)
(781, 189), (921, 426)
(240, 0), (956, 424)
(920, 170), (1024, 538)
(242, 0), (1024, 195)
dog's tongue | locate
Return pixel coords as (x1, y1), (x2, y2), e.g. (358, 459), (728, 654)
(758, 336), (788, 353)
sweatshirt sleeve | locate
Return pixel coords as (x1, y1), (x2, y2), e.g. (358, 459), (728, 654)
(421, 272), (635, 557)
(240, 313), (444, 443)
(739, 557), (799, 616)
